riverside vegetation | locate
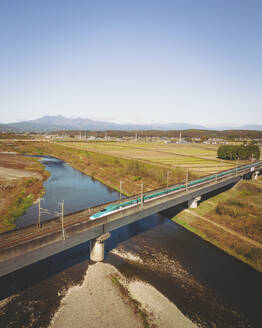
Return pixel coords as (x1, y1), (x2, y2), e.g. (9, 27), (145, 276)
(172, 176), (262, 272)
(0, 154), (49, 232)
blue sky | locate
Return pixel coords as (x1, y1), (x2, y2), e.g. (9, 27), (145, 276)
(1, 0), (261, 126)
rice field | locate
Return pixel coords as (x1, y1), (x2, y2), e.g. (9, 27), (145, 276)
(60, 141), (235, 173)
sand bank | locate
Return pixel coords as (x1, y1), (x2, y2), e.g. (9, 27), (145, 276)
(0, 167), (41, 180)
(129, 280), (197, 328)
(49, 263), (143, 328)
(49, 262), (197, 328)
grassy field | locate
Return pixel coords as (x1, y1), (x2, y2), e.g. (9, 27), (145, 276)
(60, 141), (236, 173)
(172, 177), (262, 272)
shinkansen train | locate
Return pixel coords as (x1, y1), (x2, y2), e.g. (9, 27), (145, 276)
(90, 161), (262, 220)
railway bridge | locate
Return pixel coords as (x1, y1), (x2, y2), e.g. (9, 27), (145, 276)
(0, 162), (261, 277)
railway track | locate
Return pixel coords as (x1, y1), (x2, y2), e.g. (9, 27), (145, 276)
(0, 197), (123, 251)
(0, 211), (92, 250)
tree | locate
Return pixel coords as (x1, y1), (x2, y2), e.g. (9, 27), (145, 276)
(217, 145), (260, 160)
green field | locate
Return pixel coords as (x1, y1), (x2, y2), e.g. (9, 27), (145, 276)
(60, 141), (235, 173)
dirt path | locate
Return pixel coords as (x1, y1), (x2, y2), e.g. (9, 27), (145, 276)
(184, 209), (262, 249)
(0, 167), (41, 180)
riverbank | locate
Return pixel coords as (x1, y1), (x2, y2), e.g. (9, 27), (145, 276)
(0, 140), (199, 196)
(0, 154), (49, 232)
(49, 262), (197, 328)
(172, 178), (262, 272)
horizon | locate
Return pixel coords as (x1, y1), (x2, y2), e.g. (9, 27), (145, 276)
(1, 1), (262, 125)
(1, 114), (262, 130)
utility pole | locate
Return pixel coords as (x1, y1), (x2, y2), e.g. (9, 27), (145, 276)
(120, 180), (122, 201)
(141, 182), (144, 208)
(186, 170), (188, 192)
(59, 200), (65, 240)
(167, 171), (169, 194)
(38, 198), (41, 228)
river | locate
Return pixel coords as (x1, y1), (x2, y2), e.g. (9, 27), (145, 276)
(0, 158), (261, 327)
(16, 156), (120, 228)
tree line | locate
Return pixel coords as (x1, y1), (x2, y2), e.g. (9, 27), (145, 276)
(217, 144), (260, 160)
(51, 129), (262, 139)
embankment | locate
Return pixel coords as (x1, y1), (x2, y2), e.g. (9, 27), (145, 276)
(172, 178), (262, 272)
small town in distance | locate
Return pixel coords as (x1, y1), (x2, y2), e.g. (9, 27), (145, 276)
(2, 126), (262, 146)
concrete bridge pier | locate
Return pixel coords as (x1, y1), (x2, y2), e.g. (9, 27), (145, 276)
(90, 232), (111, 262)
(188, 196), (201, 209)
(252, 171), (259, 181)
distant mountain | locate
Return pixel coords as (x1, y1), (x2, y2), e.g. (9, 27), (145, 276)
(8, 116), (120, 131)
(2, 115), (206, 132)
(8, 122), (66, 132)
(1, 115), (261, 132)
(208, 124), (262, 131)
(240, 125), (262, 131)
(0, 123), (18, 132)
(148, 122), (205, 130)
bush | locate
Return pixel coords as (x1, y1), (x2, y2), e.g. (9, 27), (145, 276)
(215, 202), (225, 215)
(225, 199), (245, 207)
(215, 200), (247, 218)
(245, 248), (262, 262)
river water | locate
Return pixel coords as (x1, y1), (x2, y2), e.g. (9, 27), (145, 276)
(0, 158), (261, 327)
(17, 156), (120, 228)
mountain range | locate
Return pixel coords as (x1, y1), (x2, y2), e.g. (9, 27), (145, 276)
(1, 115), (262, 132)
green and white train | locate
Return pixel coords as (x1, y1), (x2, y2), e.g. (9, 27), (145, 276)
(90, 161), (262, 220)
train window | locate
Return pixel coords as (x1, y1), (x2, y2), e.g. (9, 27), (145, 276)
(100, 208), (107, 212)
